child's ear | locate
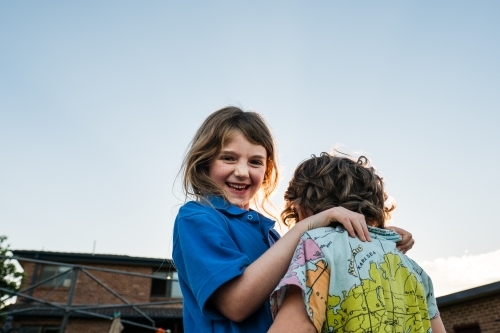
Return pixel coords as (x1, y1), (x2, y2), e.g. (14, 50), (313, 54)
(296, 207), (308, 222)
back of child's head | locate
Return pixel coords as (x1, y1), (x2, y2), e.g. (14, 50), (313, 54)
(182, 106), (279, 211)
(281, 152), (394, 228)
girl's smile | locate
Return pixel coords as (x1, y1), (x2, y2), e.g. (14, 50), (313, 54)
(209, 131), (267, 210)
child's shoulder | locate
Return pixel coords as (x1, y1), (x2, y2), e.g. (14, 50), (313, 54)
(305, 225), (347, 237)
(175, 200), (232, 234)
(176, 199), (230, 226)
(178, 200), (213, 217)
(367, 226), (402, 242)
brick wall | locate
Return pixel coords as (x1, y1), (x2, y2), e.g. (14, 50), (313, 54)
(65, 319), (111, 333)
(439, 294), (500, 333)
(18, 260), (154, 305)
(12, 258), (182, 333)
(10, 317), (111, 333)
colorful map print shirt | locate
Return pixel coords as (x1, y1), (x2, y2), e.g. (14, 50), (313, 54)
(271, 226), (439, 333)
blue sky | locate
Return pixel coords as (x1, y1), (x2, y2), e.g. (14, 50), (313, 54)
(1, 1), (499, 296)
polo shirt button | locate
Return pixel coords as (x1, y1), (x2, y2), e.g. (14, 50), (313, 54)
(247, 215), (253, 220)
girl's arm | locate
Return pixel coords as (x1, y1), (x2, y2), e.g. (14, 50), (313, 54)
(431, 316), (447, 333)
(210, 206), (370, 322)
(268, 286), (316, 333)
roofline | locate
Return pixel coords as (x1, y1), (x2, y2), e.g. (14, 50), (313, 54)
(436, 280), (500, 308)
(12, 250), (174, 269)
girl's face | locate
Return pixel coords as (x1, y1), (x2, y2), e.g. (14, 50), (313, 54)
(209, 131), (267, 210)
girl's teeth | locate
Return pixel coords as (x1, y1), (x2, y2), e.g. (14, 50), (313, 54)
(229, 184), (247, 189)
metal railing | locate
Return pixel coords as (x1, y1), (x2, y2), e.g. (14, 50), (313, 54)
(0, 255), (182, 333)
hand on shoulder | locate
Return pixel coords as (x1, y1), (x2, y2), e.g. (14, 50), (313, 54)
(298, 207), (371, 242)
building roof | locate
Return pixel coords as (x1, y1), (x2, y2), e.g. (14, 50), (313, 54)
(13, 250), (175, 269)
(436, 280), (500, 308)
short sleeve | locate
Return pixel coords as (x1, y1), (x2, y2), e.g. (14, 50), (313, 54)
(271, 232), (331, 332)
(420, 269), (440, 319)
(173, 208), (251, 320)
(408, 259), (440, 319)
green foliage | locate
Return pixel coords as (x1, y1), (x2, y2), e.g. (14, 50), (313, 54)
(0, 236), (24, 312)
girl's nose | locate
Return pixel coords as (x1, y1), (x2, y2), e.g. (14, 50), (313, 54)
(234, 162), (249, 178)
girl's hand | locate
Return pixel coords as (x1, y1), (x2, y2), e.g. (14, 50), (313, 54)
(304, 207), (371, 242)
(390, 226), (414, 254)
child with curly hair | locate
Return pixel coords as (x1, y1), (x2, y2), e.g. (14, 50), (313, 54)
(269, 152), (445, 333)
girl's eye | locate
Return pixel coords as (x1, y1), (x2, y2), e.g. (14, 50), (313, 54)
(251, 159), (264, 166)
(220, 155), (234, 161)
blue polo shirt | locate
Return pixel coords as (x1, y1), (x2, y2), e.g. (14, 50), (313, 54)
(173, 196), (280, 333)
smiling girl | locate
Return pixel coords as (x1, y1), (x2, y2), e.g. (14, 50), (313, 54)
(172, 106), (410, 332)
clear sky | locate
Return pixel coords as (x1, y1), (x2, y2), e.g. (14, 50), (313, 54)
(1, 1), (499, 297)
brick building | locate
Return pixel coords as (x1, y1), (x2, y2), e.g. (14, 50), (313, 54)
(3, 250), (183, 333)
(9, 250), (500, 333)
(437, 281), (500, 333)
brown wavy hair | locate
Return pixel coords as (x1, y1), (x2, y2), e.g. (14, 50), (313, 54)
(181, 106), (279, 216)
(281, 152), (395, 228)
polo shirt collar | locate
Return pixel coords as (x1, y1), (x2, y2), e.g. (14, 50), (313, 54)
(207, 196), (276, 229)
(208, 196), (248, 216)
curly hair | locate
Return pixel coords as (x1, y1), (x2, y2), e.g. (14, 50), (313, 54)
(281, 152), (395, 228)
